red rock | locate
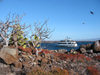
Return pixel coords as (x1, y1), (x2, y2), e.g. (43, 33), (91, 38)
(93, 55), (100, 61)
(18, 46), (32, 54)
(53, 53), (92, 62)
(39, 49), (53, 54)
(87, 66), (100, 75)
(18, 47), (53, 55)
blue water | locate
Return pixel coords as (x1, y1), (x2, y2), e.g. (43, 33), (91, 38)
(41, 42), (94, 51)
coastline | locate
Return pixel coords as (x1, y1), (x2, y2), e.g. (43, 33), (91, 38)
(42, 40), (95, 43)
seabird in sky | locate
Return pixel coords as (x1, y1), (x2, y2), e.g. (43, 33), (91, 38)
(90, 11), (94, 15)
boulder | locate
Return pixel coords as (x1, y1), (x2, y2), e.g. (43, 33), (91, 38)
(0, 43), (3, 49)
(0, 47), (18, 64)
(14, 62), (22, 68)
(80, 44), (92, 50)
(41, 58), (48, 64)
(70, 49), (75, 53)
(22, 62), (29, 67)
(87, 49), (93, 54)
(93, 40), (100, 52)
(0, 62), (11, 75)
(80, 48), (86, 54)
(7, 73), (16, 75)
(86, 44), (92, 49)
(57, 49), (67, 53)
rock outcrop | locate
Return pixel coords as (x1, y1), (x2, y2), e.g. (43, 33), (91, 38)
(0, 44), (100, 75)
(0, 47), (18, 64)
(93, 40), (100, 52)
(80, 48), (86, 54)
(80, 44), (92, 50)
(79, 41), (100, 53)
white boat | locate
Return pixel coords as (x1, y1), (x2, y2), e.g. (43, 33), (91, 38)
(57, 39), (78, 47)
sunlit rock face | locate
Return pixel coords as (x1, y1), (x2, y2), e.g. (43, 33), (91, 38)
(0, 47), (18, 64)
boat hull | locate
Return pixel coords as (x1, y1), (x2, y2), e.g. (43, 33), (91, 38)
(57, 43), (78, 47)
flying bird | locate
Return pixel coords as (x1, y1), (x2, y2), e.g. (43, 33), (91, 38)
(82, 22), (85, 24)
(90, 11), (94, 15)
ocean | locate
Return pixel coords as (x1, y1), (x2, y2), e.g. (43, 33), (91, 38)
(41, 41), (94, 51)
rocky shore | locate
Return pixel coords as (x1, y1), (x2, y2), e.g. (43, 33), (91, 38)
(0, 40), (100, 75)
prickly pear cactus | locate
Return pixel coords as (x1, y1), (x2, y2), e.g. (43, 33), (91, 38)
(33, 35), (40, 47)
(9, 24), (28, 48)
(28, 34), (40, 48)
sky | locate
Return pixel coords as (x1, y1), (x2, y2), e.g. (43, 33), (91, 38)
(0, 0), (100, 41)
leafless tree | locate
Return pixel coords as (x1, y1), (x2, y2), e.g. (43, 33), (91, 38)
(0, 14), (28, 47)
(0, 15), (13, 47)
(34, 20), (51, 41)
(30, 20), (51, 56)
